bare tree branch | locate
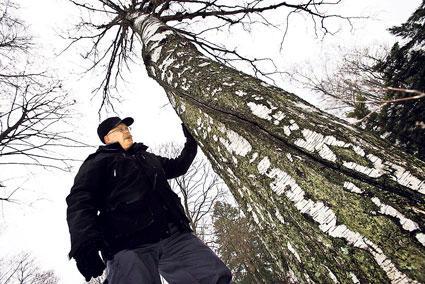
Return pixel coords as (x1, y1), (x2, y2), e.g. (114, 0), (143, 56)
(0, 253), (58, 284)
(0, 0), (92, 203)
(64, 0), (358, 111)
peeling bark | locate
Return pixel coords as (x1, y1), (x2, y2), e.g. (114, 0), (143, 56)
(132, 14), (425, 283)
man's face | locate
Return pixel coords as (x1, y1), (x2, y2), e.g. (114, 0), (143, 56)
(104, 123), (134, 150)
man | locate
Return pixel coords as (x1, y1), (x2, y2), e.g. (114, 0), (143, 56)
(66, 117), (232, 283)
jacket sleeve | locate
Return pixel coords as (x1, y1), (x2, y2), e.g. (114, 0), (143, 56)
(66, 156), (105, 259)
(158, 139), (197, 179)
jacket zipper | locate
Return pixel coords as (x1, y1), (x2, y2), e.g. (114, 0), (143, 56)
(153, 173), (157, 190)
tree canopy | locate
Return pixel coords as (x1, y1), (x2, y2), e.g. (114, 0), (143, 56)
(67, 0), (356, 109)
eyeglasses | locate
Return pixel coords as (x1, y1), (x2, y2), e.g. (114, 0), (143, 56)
(107, 126), (131, 135)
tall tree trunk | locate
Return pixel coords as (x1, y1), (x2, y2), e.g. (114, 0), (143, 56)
(131, 14), (425, 283)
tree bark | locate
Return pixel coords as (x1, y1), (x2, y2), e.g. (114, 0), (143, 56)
(131, 14), (425, 283)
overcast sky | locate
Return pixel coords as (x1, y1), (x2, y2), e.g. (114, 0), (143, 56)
(0, 0), (421, 283)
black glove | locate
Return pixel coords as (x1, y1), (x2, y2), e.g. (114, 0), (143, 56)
(181, 123), (196, 142)
(75, 245), (106, 282)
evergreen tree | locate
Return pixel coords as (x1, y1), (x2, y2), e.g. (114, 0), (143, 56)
(295, 2), (425, 161)
(365, 1), (425, 160)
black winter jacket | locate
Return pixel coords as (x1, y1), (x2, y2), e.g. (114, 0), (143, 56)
(66, 139), (197, 260)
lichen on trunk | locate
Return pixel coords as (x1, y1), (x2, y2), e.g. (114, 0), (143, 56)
(132, 14), (425, 283)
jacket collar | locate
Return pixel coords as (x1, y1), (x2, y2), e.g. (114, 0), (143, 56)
(96, 142), (149, 154)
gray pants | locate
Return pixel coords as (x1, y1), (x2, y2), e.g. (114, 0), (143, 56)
(106, 225), (232, 284)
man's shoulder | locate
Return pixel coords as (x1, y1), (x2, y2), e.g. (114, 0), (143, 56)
(82, 146), (117, 164)
(84, 152), (103, 163)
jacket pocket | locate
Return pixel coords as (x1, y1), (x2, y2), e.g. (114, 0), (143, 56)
(101, 200), (154, 240)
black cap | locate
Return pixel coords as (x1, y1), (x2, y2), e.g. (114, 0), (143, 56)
(97, 116), (134, 143)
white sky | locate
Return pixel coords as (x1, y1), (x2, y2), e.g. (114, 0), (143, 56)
(0, 0), (421, 283)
